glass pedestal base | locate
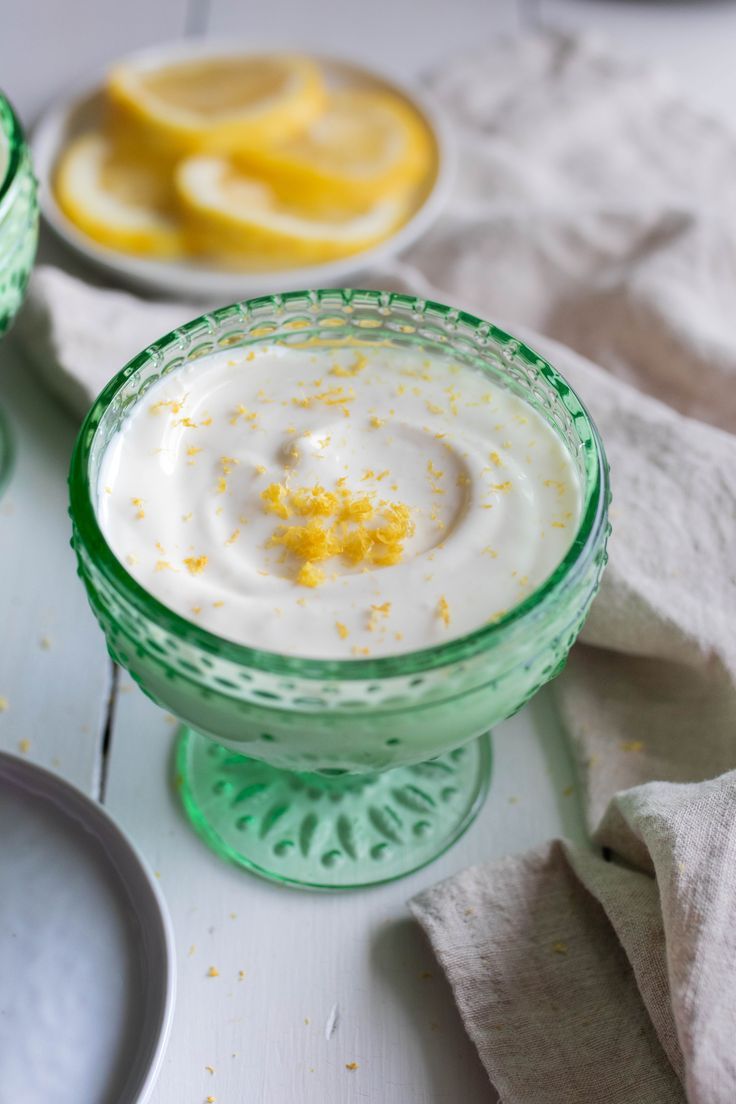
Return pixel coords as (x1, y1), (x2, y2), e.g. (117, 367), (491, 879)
(175, 727), (492, 890)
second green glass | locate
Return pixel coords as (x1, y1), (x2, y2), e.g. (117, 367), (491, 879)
(0, 92), (39, 495)
(69, 290), (609, 889)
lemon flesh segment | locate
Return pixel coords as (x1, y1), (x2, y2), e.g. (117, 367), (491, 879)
(55, 132), (183, 258)
(106, 55), (326, 157)
(176, 155), (410, 267)
(234, 88), (435, 211)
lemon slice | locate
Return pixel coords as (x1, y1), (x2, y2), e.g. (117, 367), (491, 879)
(234, 88), (435, 211)
(107, 54), (326, 157)
(176, 155), (409, 266)
(55, 132), (183, 257)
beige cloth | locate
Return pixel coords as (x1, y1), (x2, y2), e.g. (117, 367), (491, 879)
(16, 30), (736, 1104)
(404, 32), (736, 1104)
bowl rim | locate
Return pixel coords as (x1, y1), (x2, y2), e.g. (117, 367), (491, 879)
(69, 288), (610, 680)
(31, 40), (454, 299)
(0, 92), (26, 218)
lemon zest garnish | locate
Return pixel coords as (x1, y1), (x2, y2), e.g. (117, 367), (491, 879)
(261, 482), (291, 519)
(187, 446), (202, 458)
(262, 481), (412, 584)
(225, 529), (241, 546)
(336, 621), (349, 640)
(369, 415), (385, 429)
(297, 562), (325, 588)
(183, 555), (208, 575)
(330, 352), (368, 377)
(544, 479), (566, 496)
(437, 596), (451, 626)
(150, 398), (184, 415)
(230, 404), (258, 427)
(492, 481), (512, 493)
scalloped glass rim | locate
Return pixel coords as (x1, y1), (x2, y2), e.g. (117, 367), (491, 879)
(69, 289), (609, 680)
(0, 93), (25, 217)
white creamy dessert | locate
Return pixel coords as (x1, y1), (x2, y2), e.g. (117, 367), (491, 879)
(97, 341), (582, 659)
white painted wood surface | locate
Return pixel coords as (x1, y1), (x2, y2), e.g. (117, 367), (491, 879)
(0, 339), (110, 793)
(1, 0), (733, 1099)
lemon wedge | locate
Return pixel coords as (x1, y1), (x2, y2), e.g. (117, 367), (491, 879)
(55, 133), (183, 257)
(176, 155), (410, 266)
(107, 54), (326, 157)
(234, 88), (435, 211)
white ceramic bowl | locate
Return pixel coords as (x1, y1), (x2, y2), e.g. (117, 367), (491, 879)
(32, 40), (452, 300)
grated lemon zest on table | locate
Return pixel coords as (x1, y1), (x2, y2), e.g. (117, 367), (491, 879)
(437, 596), (451, 626)
(336, 621), (349, 639)
(369, 415), (385, 428)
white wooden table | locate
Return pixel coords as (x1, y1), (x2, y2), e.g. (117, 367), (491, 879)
(1, 2), (734, 1100)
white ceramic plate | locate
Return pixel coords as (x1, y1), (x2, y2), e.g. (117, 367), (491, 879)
(0, 752), (175, 1104)
(32, 41), (452, 301)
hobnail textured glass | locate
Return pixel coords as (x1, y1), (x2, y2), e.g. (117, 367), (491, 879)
(69, 290), (610, 889)
(0, 91), (39, 493)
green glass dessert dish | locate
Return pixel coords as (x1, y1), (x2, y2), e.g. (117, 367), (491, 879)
(0, 91), (39, 493)
(69, 290), (610, 889)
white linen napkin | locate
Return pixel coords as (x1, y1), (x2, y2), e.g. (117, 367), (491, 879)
(15, 30), (736, 1103)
